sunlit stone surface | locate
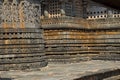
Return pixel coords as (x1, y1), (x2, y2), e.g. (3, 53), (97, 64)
(0, 61), (120, 80)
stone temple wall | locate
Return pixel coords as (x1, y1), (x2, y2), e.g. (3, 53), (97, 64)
(0, 0), (47, 70)
(41, 0), (120, 63)
(86, 0), (120, 19)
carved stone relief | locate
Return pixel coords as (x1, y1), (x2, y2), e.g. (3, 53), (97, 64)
(0, 0), (41, 27)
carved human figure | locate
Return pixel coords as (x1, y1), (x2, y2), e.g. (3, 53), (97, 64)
(2, 0), (12, 22)
(11, 0), (19, 22)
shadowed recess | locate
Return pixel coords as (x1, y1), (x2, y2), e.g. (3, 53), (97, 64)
(0, 78), (12, 80)
(92, 0), (120, 9)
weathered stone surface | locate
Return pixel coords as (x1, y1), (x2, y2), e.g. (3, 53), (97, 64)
(0, 0), (47, 70)
(41, 0), (120, 63)
(0, 61), (120, 80)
